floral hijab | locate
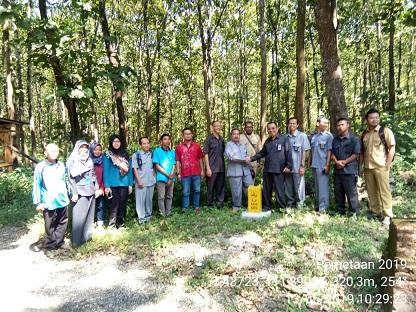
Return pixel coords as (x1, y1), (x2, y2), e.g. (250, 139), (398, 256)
(106, 134), (129, 176)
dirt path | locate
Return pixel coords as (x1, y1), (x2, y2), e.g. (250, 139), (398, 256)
(0, 224), (221, 312)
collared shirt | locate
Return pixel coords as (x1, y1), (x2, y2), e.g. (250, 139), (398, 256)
(239, 133), (262, 158)
(132, 150), (156, 186)
(32, 160), (70, 210)
(153, 146), (176, 183)
(363, 125), (395, 169)
(332, 132), (361, 175)
(251, 134), (292, 173)
(225, 141), (251, 177)
(287, 130), (311, 173)
(203, 134), (225, 173)
(175, 142), (204, 177)
(311, 131), (333, 169)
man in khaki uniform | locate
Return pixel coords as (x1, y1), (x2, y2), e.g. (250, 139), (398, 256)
(362, 108), (395, 226)
(239, 121), (263, 176)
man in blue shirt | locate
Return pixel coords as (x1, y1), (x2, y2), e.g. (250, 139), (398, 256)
(285, 117), (311, 208)
(310, 116), (333, 213)
(32, 143), (70, 250)
(153, 133), (176, 216)
(331, 118), (361, 216)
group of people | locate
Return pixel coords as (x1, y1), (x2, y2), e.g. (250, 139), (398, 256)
(32, 108), (395, 251)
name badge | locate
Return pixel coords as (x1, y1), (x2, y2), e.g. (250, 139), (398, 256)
(277, 144), (282, 151)
(319, 141), (325, 149)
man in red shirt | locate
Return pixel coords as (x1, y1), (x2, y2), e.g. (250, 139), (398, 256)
(176, 128), (205, 214)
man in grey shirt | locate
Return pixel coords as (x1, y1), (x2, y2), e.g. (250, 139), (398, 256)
(285, 117), (311, 208)
(225, 128), (254, 212)
(310, 116), (333, 213)
(132, 137), (156, 224)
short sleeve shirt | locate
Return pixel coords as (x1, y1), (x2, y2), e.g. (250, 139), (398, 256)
(363, 125), (396, 169)
(153, 147), (176, 183)
(132, 150), (156, 186)
(332, 133), (361, 175)
(203, 134), (225, 173)
(287, 130), (311, 173)
(311, 131), (333, 169)
(239, 133), (261, 158)
(175, 142), (204, 177)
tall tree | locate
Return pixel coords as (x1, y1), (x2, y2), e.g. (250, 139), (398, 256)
(38, 0), (81, 143)
(259, 0), (267, 140)
(3, 0), (15, 121)
(98, 0), (127, 146)
(387, 0), (396, 114)
(295, 0), (306, 130)
(314, 0), (348, 129)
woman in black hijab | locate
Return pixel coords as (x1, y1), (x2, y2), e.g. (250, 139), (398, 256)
(103, 134), (133, 228)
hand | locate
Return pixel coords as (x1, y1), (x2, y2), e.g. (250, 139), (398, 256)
(283, 167), (290, 173)
(245, 156), (251, 164)
(167, 179), (173, 186)
(128, 186), (133, 194)
(71, 194), (79, 202)
(105, 188), (112, 197)
(200, 169), (205, 177)
(169, 172), (175, 179)
(335, 161), (343, 170)
(324, 164), (330, 175)
(299, 166), (305, 176)
(385, 162), (392, 170)
(206, 168), (212, 177)
(136, 180), (144, 189)
(177, 174), (181, 182)
(36, 203), (45, 213)
(95, 190), (102, 198)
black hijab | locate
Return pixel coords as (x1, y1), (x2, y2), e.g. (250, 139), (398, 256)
(108, 134), (129, 159)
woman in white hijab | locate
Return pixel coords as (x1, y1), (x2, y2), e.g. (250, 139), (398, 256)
(67, 140), (99, 247)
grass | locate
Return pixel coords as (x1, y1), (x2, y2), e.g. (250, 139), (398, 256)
(1, 163), (415, 311)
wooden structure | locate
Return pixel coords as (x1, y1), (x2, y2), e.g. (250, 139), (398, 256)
(0, 118), (29, 172)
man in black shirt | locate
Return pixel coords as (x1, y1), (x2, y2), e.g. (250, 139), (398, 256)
(250, 122), (292, 210)
(331, 117), (361, 216)
(203, 121), (226, 208)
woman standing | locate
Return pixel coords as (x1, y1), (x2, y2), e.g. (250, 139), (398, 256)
(103, 134), (133, 228)
(90, 142), (106, 227)
(67, 140), (99, 247)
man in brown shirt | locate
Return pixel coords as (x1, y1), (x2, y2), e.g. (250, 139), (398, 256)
(239, 121), (263, 176)
(362, 108), (396, 226)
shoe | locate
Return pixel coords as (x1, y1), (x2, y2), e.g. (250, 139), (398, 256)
(182, 208), (189, 213)
(232, 207), (240, 213)
(349, 212), (357, 219)
(382, 217), (391, 226)
(195, 208), (201, 214)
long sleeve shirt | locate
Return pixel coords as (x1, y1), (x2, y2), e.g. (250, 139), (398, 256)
(32, 160), (70, 210)
(251, 135), (293, 173)
(103, 154), (133, 188)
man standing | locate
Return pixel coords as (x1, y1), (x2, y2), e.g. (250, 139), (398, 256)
(362, 108), (395, 226)
(225, 129), (254, 212)
(250, 122), (292, 211)
(32, 144), (70, 251)
(153, 134), (176, 217)
(239, 121), (262, 176)
(176, 128), (205, 214)
(310, 116), (333, 213)
(331, 118), (361, 216)
(285, 117), (311, 208)
(203, 121), (226, 208)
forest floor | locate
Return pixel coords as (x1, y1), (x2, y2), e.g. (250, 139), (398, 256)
(1, 168), (415, 311)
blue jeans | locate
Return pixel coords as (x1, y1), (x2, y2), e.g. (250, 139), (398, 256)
(95, 195), (105, 222)
(182, 175), (201, 209)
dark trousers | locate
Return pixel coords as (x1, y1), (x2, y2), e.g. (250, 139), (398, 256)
(206, 172), (225, 207)
(109, 186), (129, 227)
(43, 206), (68, 249)
(263, 172), (286, 210)
(72, 196), (95, 247)
(334, 174), (359, 214)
